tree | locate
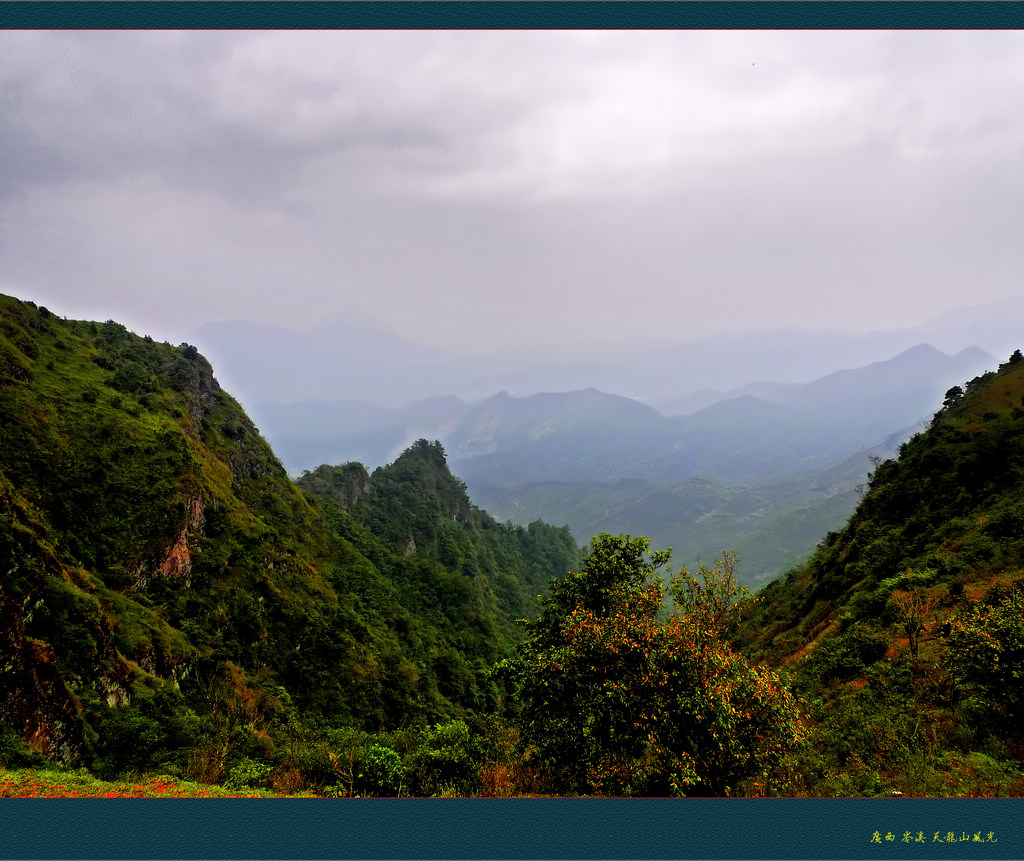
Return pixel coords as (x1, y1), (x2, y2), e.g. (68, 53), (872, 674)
(942, 386), (964, 411)
(947, 585), (1024, 724)
(889, 588), (940, 660)
(500, 534), (804, 796)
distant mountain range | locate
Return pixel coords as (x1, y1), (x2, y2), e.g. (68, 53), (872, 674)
(185, 294), (1017, 583)
(252, 343), (991, 475)
(244, 342), (994, 582)
(188, 293), (1024, 410)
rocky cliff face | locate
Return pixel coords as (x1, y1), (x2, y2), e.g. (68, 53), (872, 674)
(131, 493), (204, 588)
(0, 295), (327, 763)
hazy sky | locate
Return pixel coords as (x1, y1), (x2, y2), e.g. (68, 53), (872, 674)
(2, 30), (1023, 358)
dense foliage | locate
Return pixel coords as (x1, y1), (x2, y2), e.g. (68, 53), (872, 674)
(737, 350), (1024, 795)
(0, 294), (580, 794)
(7, 290), (1024, 798)
(947, 583), (1024, 726)
(500, 534), (804, 796)
(297, 444), (580, 627)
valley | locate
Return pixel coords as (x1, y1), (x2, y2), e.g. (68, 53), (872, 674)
(4, 291), (1024, 801)
(247, 342), (992, 584)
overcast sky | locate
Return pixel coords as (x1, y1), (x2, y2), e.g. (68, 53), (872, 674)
(2, 30), (1023, 359)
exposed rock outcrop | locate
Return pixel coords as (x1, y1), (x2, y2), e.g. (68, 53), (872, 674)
(132, 493), (204, 589)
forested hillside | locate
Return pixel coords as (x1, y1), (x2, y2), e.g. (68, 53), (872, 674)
(5, 290), (1024, 798)
(297, 443), (579, 626)
(0, 294), (580, 793)
(740, 351), (1024, 795)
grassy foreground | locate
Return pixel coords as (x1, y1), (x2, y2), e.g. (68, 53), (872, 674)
(0, 765), (314, 798)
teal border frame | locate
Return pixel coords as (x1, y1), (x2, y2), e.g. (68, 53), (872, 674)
(0, 2), (1022, 29)
(0, 797), (1022, 858)
(1, 4), (1023, 859)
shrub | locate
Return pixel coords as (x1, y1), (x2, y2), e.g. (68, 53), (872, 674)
(406, 720), (481, 797)
(947, 586), (1024, 724)
(501, 535), (804, 796)
(804, 624), (888, 684)
(225, 757), (273, 790)
(360, 745), (405, 796)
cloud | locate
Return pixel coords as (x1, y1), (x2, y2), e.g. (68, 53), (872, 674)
(1, 31), (1023, 354)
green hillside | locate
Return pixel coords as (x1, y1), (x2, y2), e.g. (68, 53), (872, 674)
(297, 444), (580, 627)
(6, 290), (1024, 797)
(0, 294), (579, 793)
(471, 446), (893, 587)
(739, 351), (1024, 795)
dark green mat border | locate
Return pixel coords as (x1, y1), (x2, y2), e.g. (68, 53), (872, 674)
(0, 797), (1022, 859)
(0, 2), (1022, 29)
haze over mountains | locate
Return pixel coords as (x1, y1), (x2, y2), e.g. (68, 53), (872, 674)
(188, 294), (1024, 411)
(245, 344), (992, 582)
(252, 344), (988, 480)
(184, 298), (1015, 583)
(8, 26), (1024, 805)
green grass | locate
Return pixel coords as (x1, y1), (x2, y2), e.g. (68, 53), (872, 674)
(0, 765), (316, 797)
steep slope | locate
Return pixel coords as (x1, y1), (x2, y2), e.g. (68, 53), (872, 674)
(749, 351), (1024, 653)
(297, 440), (581, 628)
(740, 350), (1024, 795)
(0, 295), (577, 781)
